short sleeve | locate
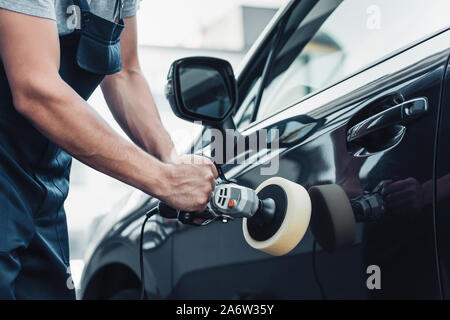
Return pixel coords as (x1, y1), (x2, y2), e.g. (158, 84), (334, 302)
(0, 0), (56, 20)
(123, 0), (141, 18)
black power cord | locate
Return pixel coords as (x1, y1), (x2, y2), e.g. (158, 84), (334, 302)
(139, 208), (158, 300)
(312, 239), (326, 300)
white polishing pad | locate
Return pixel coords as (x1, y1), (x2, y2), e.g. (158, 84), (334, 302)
(243, 177), (311, 256)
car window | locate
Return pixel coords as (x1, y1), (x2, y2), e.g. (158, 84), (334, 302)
(233, 77), (261, 129)
(254, 0), (450, 122)
(232, 35), (274, 130)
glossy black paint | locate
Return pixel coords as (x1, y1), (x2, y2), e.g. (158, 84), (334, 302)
(435, 51), (450, 298)
(79, 2), (450, 299)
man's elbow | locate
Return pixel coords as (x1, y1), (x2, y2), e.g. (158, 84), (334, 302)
(11, 74), (63, 117)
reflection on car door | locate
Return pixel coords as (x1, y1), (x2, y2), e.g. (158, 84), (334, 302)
(232, 33), (449, 299)
(170, 33), (449, 299)
(169, 0), (450, 298)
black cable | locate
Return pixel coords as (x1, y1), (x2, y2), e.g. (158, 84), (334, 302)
(312, 239), (326, 300)
(140, 209), (157, 300)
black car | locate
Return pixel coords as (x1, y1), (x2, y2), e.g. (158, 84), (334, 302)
(80, 0), (450, 299)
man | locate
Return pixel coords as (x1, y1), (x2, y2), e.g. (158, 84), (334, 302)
(0, 0), (217, 299)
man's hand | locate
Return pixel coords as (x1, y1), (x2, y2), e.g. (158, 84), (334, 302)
(158, 156), (218, 212)
(381, 178), (425, 215)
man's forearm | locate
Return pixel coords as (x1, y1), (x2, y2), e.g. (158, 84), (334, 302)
(14, 73), (169, 198)
(101, 69), (176, 162)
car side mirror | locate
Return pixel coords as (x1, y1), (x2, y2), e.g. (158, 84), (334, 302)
(165, 57), (238, 128)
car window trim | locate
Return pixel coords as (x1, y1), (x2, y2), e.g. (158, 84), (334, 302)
(237, 26), (450, 133)
(241, 29), (450, 138)
(251, 23), (284, 123)
(250, 0), (319, 123)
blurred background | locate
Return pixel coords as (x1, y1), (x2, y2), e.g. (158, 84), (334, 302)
(66, 0), (287, 287)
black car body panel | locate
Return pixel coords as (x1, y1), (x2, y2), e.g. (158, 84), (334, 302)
(80, 0), (450, 299)
(435, 50), (450, 299)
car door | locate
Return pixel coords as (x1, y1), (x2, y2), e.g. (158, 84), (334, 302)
(435, 52), (450, 298)
(170, 0), (450, 299)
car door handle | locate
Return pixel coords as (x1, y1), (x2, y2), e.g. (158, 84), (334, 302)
(346, 97), (428, 143)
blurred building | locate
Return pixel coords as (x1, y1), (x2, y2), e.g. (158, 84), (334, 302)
(201, 6), (277, 51)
